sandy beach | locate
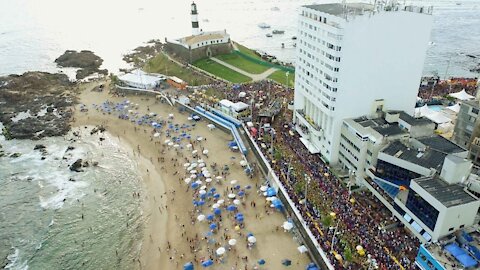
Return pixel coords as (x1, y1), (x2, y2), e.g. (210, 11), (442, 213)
(72, 80), (311, 269)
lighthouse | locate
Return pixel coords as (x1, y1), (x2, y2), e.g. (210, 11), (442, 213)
(191, 2), (200, 36)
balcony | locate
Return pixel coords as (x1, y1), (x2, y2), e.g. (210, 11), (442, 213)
(295, 109), (323, 137)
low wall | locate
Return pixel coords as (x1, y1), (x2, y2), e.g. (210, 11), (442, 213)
(241, 124), (334, 270)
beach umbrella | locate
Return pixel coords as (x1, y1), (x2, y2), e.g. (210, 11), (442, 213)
(191, 182), (199, 189)
(247, 236), (256, 243)
(197, 214), (206, 222)
(260, 186), (268, 192)
(197, 159), (204, 163)
(153, 132), (160, 137)
(197, 137), (203, 141)
(206, 214), (214, 221)
(190, 174), (197, 179)
(183, 262), (194, 270)
(192, 150), (198, 154)
(245, 185), (252, 190)
(168, 142), (174, 146)
(209, 223), (217, 230)
(234, 185), (241, 190)
(197, 200), (205, 206)
(184, 178), (192, 184)
(217, 199), (224, 205)
(228, 193), (236, 199)
(214, 208), (221, 215)
(226, 205), (237, 211)
(258, 259), (266, 265)
(168, 113), (174, 118)
(266, 187), (277, 197)
(233, 199), (241, 205)
(206, 178), (212, 183)
(173, 144), (180, 148)
(282, 259), (292, 266)
(201, 260), (213, 267)
(234, 225), (240, 231)
(230, 180), (238, 185)
(199, 189), (207, 195)
(164, 139), (171, 144)
(203, 149), (209, 155)
(228, 239), (237, 246)
(238, 191), (245, 197)
(188, 117), (193, 121)
(190, 170), (197, 174)
(213, 193), (220, 199)
(204, 172), (211, 178)
(306, 263), (319, 270)
(297, 245), (308, 254)
(186, 144), (193, 149)
(191, 163), (198, 168)
(240, 160), (248, 167)
(283, 221), (294, 231)
(216, 247), (226, 256)
(200, 185), (207, 190)
(212, 203), (220, 209)
(200, 194), (207, 199)
(184, 163), (190, 167)
(199, 163), (206, 168)
(236, 215), (244, 222)
(216, 176), (223, 180)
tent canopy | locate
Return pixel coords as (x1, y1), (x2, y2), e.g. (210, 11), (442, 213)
(449, 89), (474, 101)
(446, 103), (461, 113)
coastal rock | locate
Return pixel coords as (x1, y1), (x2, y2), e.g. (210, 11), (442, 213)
(70, 159), (84, 172)
(9, 152), (21, 158)
(66, 146), (75, 152)
(92, 161), (99, 167)
(82, 161), (89, 167)
(34, 144), (46, 150)
(0, 72), (76, 140)
(55, 50), (108, 79)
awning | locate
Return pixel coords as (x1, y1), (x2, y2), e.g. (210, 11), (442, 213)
(299, 137), (320, 154)
(449, 89), (474, 101)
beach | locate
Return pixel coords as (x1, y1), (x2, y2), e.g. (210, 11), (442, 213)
(72, 81), (311, 269)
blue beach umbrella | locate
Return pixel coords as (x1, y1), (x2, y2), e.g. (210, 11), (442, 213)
(234, 185), (241, 190)
(236, 215), (244, 222)
(206, 214), (214, 221)
(202, 260), (214, 267)
(226, 205), (237, 211)
(266, 187), (277, 197)
(213, 193), (220, 199)
(191, 182), (199, 189)
(210, 188), (216, 192)
(245, 185), (252, 189)
(238, 191), (245, 197)
(214, 208), (221, 215)
(209, 223), (217, 230)
(200, 194), (207, 199)
(183, 262), (194, 270)
(258, 259), (266, 265)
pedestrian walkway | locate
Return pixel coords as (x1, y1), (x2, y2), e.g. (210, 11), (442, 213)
(210, 57), (277, 82)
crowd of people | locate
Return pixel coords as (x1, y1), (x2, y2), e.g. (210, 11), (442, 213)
(418, 77), (477, 101)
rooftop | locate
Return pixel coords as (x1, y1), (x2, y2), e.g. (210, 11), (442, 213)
(414, 176), (477, 207)
(304, 3), (374, 16)
(396, 111), (433, 126)
(352, 116), (406, 137)
(178, 31), (229, 46)
(418, 136), (466, 154)
(382, 140), (447, 171)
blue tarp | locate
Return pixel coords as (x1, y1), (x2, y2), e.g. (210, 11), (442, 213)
(445, 243), (478, 268)
(467, 244), (480, 260)
(266, 187), (277, 197)
(184, 262), (194, 270)
(202, 260), (214, 267)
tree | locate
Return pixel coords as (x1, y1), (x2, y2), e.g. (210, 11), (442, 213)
(321, 215), (333, 227)
(344, 246), (353, 262)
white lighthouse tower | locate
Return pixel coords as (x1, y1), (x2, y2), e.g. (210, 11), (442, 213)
(191, 2), (200, 36)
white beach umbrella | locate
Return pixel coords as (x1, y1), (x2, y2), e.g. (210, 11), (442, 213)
(204, 172), (211, 178)
(199, 163), (206, 168)
(247, 236), (256, 243)
(203, 149), (209, 155)
(197, 214), (205, 222)
(297, 245), (308, 254)
(164, 139), (171, 144)
(216, 176), (223, 180)
(188, 117), (193, 121)
(168, 113), (174, 118)
(191, 163), (198, 168)
(183, 163), (190, 167)
(217, 199), (225, 205)
(184, 178), (192, 184)
(186, 144), (193, 149)
(190, 174), (197, 179)
(149, 112), (155, 116)
(195, 180), (202, 185)
(216, 247), (226, 256)
(168, 142), (174, 146)
(212, 203), (220, 209)
(230, 180), (238, 185)
(233, 199), (241, 205)
(228, 239), (237, 246)
(200, 185), (207, 190)
(228, 193), (236, 199)
(173, 144), (180, 148)
(192, 150), (198, 155)
(206, 178), (212, 183)
(153, 133), (160, 138)
(199, 189), (207, 195)
(197, 137), (203, 141)
(260, 186), (268, 192)
(283, 221), (294, 231)
(197, 159), (204, 163)
(240, 160), (248, 167)
(190, 170), (197, 174)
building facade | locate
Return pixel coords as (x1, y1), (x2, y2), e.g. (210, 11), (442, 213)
(293, 3), (433, 163)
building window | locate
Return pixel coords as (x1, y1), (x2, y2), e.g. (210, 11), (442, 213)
(472, 108), (479, 115)
(449, 227), (454, 231)
(367, 150), (372, 156)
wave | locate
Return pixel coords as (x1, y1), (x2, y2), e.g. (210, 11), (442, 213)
(5, 248), (28, 270)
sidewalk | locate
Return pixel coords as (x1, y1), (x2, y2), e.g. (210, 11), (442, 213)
(210, 57), (277, 82)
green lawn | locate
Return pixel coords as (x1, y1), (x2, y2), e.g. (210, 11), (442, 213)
(216, 53), (269, 74)
(144, 53), (212, 86)
(268, 70), (295, 87)
(234, 42), (263, 60)
(193, 58), (251, 83)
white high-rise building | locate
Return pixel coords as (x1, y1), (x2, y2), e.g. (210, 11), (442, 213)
(293, 2), (433, 163)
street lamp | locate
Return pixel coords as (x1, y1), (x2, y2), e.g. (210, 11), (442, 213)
(304, 173), (311, 210)
(330, 213), (340, 253)
(285, 71), (290, 87)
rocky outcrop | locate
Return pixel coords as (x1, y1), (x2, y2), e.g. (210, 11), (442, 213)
(0, 72), (76, 140)
(70, 159), (83, 172)
(55, 50), (108, 79)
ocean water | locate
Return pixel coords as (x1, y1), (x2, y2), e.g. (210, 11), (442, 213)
(0, 0), (479, 77)
(0, 128), (144, 270)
